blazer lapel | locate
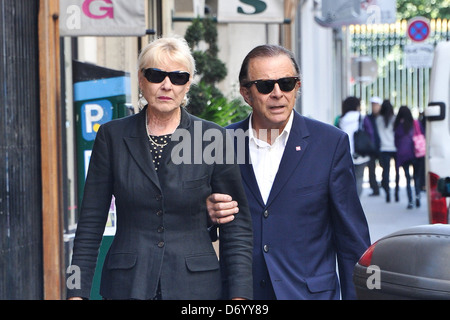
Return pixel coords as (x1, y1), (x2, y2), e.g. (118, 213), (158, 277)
(266, 112), (309, 207)
(123, 108), (161, 190)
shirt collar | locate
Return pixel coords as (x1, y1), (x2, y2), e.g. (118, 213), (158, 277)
(249, 110), (294, 147)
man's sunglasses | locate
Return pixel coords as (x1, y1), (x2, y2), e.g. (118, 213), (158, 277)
(142, 68), (190, 85)
(243, 77), (300, 94)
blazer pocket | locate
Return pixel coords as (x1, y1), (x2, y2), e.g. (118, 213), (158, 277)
(106, 253), (137, 270)
(185, 253), (219, 272)
(296, 182), (328, 197)
(182, 175), (209, 189)
(305, 271), (337, 293)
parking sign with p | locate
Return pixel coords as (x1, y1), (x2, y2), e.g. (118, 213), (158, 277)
(81, 99), (113, 141)
(73, 60), (130, 202)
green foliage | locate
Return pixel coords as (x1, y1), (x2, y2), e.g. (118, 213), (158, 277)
(188, 82), (250, 127)
(184, 18), (204, 47)
(187, 81), (221, 116)
(396, 0), (450, 20)
(201, 89), (250, 128)
(198, 95), (252, 128)
(185, 17), (250, 126)
(192, 51), (227, 84)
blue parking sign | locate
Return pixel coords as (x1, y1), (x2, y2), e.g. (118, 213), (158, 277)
(81, 99), (113, 141)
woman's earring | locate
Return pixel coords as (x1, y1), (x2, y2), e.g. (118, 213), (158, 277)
(138, 90), (146, 110)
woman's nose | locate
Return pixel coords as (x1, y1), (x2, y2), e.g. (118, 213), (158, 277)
(160, 76), (172, 89)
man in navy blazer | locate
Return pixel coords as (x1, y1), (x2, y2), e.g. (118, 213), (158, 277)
(208, 45), (371, 299)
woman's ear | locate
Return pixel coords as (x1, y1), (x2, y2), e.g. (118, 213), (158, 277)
(184, 81), (191, 95)
(138, 73), (143, 91)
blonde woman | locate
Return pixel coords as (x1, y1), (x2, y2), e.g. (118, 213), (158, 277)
(67, 36), (253, 300)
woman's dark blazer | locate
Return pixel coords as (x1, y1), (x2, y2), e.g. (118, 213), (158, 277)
(66, 106), (253, 300)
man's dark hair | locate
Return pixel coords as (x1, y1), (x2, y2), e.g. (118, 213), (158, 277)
(238, 44), (300, 85)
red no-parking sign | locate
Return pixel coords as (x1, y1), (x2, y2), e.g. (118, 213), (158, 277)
(404, 17), (434, 68)
(407, 17), (431, 42)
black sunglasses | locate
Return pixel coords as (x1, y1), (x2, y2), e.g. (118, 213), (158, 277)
(243, 77), (300, 94)
(142, 68), (190, 85)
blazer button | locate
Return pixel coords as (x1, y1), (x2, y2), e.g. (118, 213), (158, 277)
(263, 244), (269, 253)
(157, 241), (165, 248)
(156, 209), (163, 216)
(157, 226), (164, 233)
(155, 194), (162, 201)
(263, 210), (269, 218)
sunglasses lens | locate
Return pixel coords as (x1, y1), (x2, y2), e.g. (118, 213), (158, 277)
(143, 68), (190, 85)
(255, 81), (275, 94)
(278, 77), (298, 91)
(252, 77), (298, 94)
(144, 69), (165, 83)
(169, 72), (190, 85)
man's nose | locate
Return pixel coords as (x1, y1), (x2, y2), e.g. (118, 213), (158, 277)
(270, 83), (283, 96)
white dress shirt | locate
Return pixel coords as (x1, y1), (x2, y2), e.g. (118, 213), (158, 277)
(249, 111), (294, 204)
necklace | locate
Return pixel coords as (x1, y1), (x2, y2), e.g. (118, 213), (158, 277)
(148, 134), (169, 147)
(145, 111), (180, 147)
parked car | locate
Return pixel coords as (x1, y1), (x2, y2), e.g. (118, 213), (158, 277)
(424, 41), (450, 224)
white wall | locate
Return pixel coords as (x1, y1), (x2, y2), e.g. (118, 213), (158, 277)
(297, 0), (335, 124)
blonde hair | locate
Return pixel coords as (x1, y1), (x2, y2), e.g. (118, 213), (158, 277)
(138, 36), (196, 77)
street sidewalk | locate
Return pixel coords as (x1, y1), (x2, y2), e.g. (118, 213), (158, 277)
(360, 166), (429, 244)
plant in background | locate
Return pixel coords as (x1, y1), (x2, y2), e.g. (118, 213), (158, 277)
(396, 0), (450, 20)
(184, 17), (250, 126)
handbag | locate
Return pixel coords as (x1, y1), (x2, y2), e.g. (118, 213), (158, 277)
(353, 115), (376, 156)
(412, 120), (426, 158)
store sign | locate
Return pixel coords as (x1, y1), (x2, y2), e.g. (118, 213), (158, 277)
(217, 0), (285, 23)
(59, 0), (146, 36)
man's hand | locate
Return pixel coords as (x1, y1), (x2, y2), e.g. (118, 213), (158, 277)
(206, 193), (239, 225)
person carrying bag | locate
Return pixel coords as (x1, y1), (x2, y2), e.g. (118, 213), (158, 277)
(338, 96), (374, 196)
(412, 119), (426, 158)
(354, 114), (376, 157)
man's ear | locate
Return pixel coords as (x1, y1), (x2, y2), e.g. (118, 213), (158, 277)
(240, 86), (252, 105)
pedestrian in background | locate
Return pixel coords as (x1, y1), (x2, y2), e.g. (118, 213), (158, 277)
(366, 96), (382, 196)
(376, 100), (399, 202)
(417, 110), (427, 192)
(394, 106), (424, 209)
(339, 96), (373, 196)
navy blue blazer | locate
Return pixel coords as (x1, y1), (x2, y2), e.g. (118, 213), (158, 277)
(227, 111), (371, 300)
